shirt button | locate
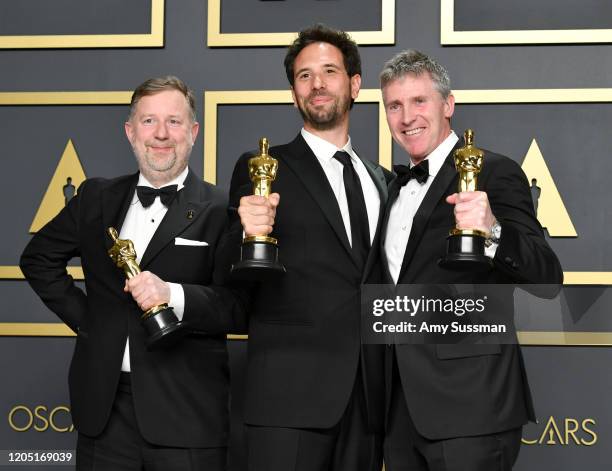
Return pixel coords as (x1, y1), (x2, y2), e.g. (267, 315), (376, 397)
(411, 191), (416, 195)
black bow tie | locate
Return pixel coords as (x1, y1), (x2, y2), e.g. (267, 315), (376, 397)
(393, 160), (429, 186)
(136, 185), (178, 208)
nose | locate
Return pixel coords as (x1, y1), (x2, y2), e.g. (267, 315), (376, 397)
(401, 103), (416, 126)
(312, 73), (325, 90)
(154, 122), (169, 139)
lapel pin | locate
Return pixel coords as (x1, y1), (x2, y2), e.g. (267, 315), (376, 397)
(187, 209), (194, 219)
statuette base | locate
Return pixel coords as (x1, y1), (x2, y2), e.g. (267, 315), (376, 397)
(141, 307), (186, 350)
(439, 232), (493, 271)
(231, 239), (286, 280)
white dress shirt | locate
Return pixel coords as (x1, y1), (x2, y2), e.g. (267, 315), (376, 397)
(301, 128), (380, 245)
(385, 131), (498, 284)
(119, 166), (188, 372)
(385, 132), (459, 284)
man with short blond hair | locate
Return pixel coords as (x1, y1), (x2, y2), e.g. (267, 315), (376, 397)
(21, 76), (243, 471)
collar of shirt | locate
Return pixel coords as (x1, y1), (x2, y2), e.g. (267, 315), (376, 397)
(131, 166), (189, 206)
(409, 130), (458, 179)
(299, 128), (380, 245)
(301, 127), (358, 166)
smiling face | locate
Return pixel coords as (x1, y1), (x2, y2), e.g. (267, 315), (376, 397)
(382, 72), (454, 164)
(290, 42), (361, 132)
(125, 89), (199, 186)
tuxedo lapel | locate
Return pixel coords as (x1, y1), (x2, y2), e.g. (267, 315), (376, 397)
(360, 157), (388, 204)
(140, 170), (211, 269)
(360, 157), (391, 282)
(101, 172), (139, 253)
(279, 135), (358, 269)
(378, 178), (402, 284)
(397, 151), (457, 281)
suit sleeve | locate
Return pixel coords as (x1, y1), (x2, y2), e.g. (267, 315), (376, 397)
(20, 181), (89, 333)
(179, 232), (251, 335)
(224, 150), (261, 269)
(180, 283), (249, 335)
(181, 152), (257, 334)
(179, 165), (254, 335)
(485, 157), (563, 287)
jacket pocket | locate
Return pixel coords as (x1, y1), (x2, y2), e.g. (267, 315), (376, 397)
(257, 317), (314, 326)
(436, 343), (501, 360)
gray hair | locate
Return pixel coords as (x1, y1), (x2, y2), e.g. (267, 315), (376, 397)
(379, 49), (451, 99)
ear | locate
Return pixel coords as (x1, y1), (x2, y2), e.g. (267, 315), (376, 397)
(190, 121), (200, 145)
(290, 87), (298, 108)
(350, 74), (362, 101)
(444, 93), (455, 119)
(124, 121), (134, 144)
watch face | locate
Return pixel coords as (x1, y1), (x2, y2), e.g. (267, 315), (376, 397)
(492, 223), (501, 240)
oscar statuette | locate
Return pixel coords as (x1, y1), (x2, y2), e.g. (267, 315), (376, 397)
(231, 137), (286, 280)
(439, 129), (493, 270)
(107, 227), (186, 350)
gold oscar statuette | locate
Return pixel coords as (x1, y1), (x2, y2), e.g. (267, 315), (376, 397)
(438, 129), (493, 270)
(107, 227), (186, 349)
(231, 137), (286, 279)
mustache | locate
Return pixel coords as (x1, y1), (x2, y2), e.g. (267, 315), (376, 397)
(308, 91), (333, 101)
(145, 141), (177, 148)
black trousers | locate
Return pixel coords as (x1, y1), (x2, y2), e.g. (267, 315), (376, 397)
(246, 369), (383, 471)
(76, 373), (226, 471)
(384, 354), (522, 471)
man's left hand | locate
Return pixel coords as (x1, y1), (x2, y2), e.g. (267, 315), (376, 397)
(446, 191), (496, 235)
(124, 271), (170, 311)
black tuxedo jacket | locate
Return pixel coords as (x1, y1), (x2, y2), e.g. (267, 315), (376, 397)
(225, 134), (392, 430)
(20, 168), (245, 447)
(381, 146), (563, 440)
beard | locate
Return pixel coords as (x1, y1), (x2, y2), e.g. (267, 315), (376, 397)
(132, 141), (192, 184)
(144, 148), (177, 172)
(297, 90), (351, 131)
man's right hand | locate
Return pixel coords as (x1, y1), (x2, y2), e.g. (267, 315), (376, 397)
(238, 193), (280, 237)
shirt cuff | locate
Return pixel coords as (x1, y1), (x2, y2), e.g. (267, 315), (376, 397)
(168, 282), (185, 320)
(485, 242), (499, 259)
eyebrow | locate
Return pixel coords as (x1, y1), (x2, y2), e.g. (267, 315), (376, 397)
(294, 63), (342, 76)
(139, 113), (182, 118)
(384, 99), (401, 106)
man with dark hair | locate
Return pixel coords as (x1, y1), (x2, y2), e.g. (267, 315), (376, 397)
(379, 50), (563, 470)
(283, 24), (362, 106)
(227, 24), (391, 471)
(21, 76), (244, 471)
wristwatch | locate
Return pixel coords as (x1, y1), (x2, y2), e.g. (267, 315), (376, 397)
(486, 220), (502, 246)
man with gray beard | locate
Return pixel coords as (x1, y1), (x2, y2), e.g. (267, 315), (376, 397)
(21, 76), (245, 471)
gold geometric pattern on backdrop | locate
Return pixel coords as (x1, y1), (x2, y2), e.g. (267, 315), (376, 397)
(29, 139), (86, 233)
(521, 139), (577, 237)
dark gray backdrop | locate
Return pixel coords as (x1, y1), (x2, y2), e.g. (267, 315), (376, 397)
(1, 0), (611, 469)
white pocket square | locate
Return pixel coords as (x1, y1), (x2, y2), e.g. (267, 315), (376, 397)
(175, 237), (209, 246)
